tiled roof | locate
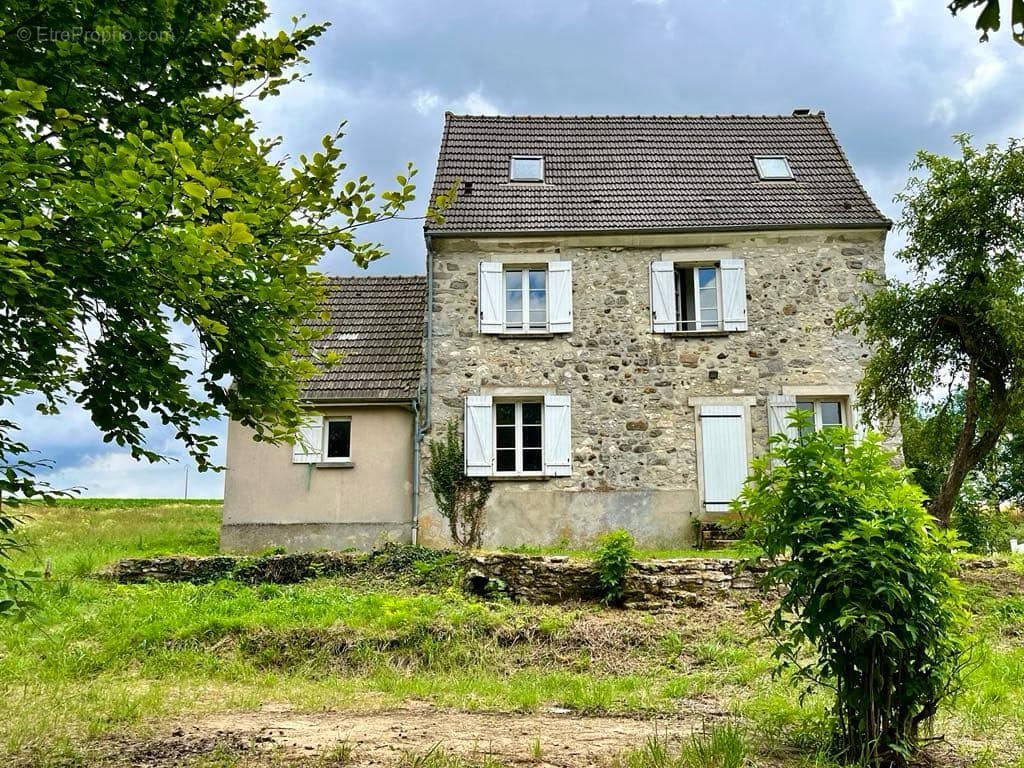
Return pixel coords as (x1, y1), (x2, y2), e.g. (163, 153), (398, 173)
(302, 275), (426, 402)
(425, 112), (890, 235)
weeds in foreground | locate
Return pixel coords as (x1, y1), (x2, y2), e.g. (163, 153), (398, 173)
(613, 724), (748, 768)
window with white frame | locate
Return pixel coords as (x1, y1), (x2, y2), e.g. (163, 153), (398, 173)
(323, 418), (352, 461)
(495, 401), (543, 474)
(478, 261), (573, 335)
(796, 398), (845, 435)
(504, 268), (547, 331)
(753, 155), (794, 180)
(674, 264), (720, 331)
(510, 155), (544, 181)
(464, 394), (571, 478)
(292, 414), (352, 464)
(651, 257), (747, 334)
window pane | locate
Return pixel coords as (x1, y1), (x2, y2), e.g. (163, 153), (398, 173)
(820, 401), (843, 427)
(496, 449), (516, 472)
(698, 268), (718, 327)
(505, 310), (523, 328)
(495, 403), (516, 425)
(528, 270), (546, 291)
(510, 157), (543, 180)
(521, 402), (542, 424)
(496, 425), (516, 449)
(522, 449), (543, 472)
(522, 425), (542, 449)
(505, 270), (522, 291)
(698, 267), (717, 290)
(754, 156), (792, 179)
(529, 291), (546, 326)
(326, 420), (351, 459)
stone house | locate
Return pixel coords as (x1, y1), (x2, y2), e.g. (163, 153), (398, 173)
(416, 111), (892, 549)
(222, 110), (892, 552)
(221, 275), (427, 551)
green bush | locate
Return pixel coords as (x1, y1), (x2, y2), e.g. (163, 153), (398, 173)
(737, 414), (968, 766)
(594, 529), (636, 606)
(951, 480), (1012, 553)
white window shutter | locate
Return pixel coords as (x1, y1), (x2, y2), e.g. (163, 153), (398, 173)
(767, 395), (799, 441)
(478, 262), (503, 334)
(547, 261), (573, 334)
(720, 258), (748, 332)
(650, 261), (676, 333)
(852, 402), (869, 443)
(464, 395), (494, 476)
(292, 413), (323, 464)
(699, 404), (748, 512)
(543, 394), (572, 476)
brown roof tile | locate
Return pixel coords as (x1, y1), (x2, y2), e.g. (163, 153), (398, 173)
(302, 275), (426, 402)
(425, 112), (890, 235)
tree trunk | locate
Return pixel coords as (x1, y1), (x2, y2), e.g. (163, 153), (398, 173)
(929, 366), (1009, 525)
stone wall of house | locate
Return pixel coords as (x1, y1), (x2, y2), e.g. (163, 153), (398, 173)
(419, 228), (889, 549)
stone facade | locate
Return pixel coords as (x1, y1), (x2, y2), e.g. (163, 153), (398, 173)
(419, 228), (889, 549)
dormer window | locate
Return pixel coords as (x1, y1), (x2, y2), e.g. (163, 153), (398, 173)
(754, 155), (793, 180)
(510, 156), (544, 182)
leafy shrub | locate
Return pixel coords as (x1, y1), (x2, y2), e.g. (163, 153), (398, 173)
(594, 529), (636, 606)
(426, 420), (492, 548)
(737, 415), (968, 766)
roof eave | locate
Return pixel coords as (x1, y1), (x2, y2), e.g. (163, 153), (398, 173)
(424, 221), (893, 239)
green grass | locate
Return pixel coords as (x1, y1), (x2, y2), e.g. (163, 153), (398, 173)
(0, 501), (1022, 767)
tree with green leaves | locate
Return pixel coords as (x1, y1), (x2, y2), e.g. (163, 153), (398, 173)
(0, 0), (452, 615)
(949, 0), (1024, 45)
(838, 136), (1024, 525)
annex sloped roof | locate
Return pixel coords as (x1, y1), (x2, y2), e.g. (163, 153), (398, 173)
(302, 275), (426, 402)
(425, 112), (889, 235)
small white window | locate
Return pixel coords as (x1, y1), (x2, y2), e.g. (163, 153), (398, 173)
(323, 418), (351, 461)
(510, 156), (544, 181)
(494, 401), (544, 475)
(796, 399), (846, 435)
(673, 265), (721, 332)
(504, 268), (547, 331)
(754, 156), (793, 180)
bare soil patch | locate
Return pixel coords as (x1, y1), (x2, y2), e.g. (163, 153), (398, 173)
(99, 703), (729, 767)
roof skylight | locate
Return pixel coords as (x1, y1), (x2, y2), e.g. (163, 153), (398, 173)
(754, 156), (793, 180)
(510, 156), (544, 181)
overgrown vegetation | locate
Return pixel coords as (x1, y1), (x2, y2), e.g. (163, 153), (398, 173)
(594, 529), (636, 606)
(427, 420), (493, 548)
(0, 500), (1021, 767)
(738, 416), (969, 766)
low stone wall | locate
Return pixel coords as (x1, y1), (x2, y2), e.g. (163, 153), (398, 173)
(463, 553), (767, 608)
(100, 551), (368, 584)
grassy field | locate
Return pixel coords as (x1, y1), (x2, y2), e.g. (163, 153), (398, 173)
(0, 500), (1022, 767)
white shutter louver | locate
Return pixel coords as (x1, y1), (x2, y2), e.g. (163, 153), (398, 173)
(699, 404), (748, 512)
(464, 395), (494, 476)
(767, 395), (799, 441)
(543, 394), (572, 476)
(478, 262), (503, 334)
(720, 258), (748, 332)
(547, 261), (573, 334)
(650, 261), (676, 333)
(292, 413), (323, 464)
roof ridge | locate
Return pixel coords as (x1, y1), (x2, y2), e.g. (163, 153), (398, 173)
(812, 113), (892, 226)
(321, 273), (427, 281)
(443, 112), (826, 120)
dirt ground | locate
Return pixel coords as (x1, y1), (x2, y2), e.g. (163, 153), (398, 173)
(102, 702), (734, 767)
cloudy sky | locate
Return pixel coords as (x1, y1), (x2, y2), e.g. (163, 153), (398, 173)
(20, 0), (1024, 498)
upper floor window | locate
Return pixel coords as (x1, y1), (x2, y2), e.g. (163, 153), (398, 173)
(504, 268), (547, 331)
(650, 257), (747, 334)
(478, 261), (572, 335)
(753, 155), (793, 180)
(510, 156), (544, 181)
(291, 414), (353, 465)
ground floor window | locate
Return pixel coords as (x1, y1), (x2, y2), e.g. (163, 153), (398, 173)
(495, 401), (543, 474)
(796, 398), (845, 435)
(324, 418), (352, 461)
